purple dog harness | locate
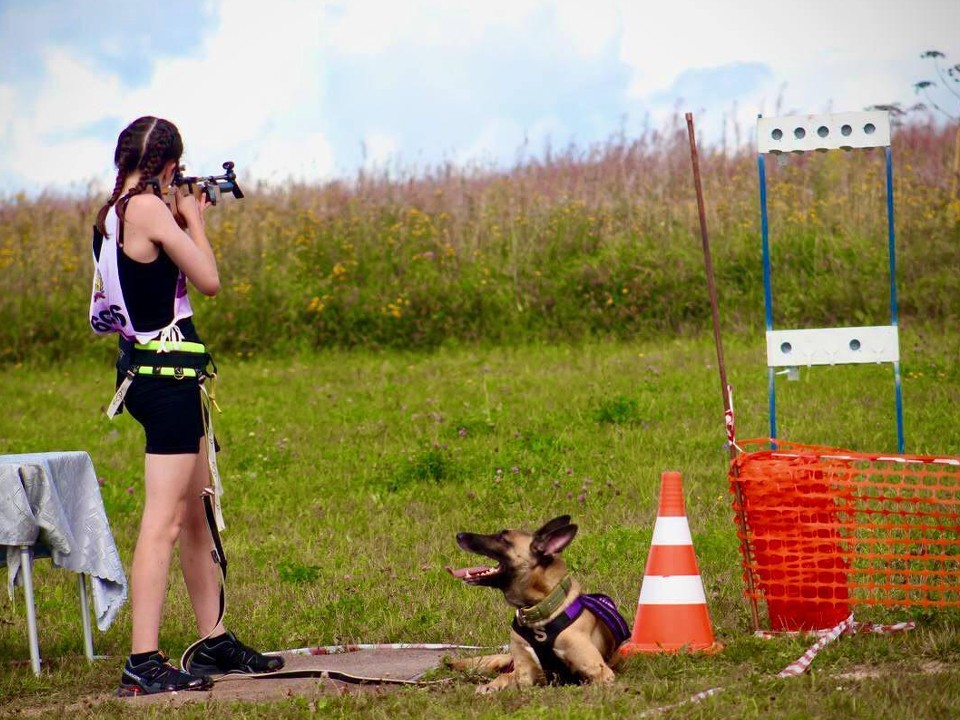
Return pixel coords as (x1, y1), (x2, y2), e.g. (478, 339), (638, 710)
(512, 593), (631, 685)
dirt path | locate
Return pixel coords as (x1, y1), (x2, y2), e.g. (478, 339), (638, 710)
(23, 648), (457, 714)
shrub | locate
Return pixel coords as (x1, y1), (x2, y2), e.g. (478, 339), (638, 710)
(2, 119), (957, 363)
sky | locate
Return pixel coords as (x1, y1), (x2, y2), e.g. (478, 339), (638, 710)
(0, 0), (958, 196)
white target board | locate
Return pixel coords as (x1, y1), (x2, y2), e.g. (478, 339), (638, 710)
(766, 325), (900, 367)
(758, 111), (891, 154)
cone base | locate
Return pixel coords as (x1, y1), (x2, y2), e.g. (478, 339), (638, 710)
(621, 603), (719, 656)
(620, 639), (723, 656)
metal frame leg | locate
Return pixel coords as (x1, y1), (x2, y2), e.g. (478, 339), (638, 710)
(19, 546), (41, 675)
(15, 551), (99, 671)
(78, 574), (94, 661)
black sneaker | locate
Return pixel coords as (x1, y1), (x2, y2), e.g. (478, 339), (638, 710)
(185, 631), (285, 676)
(117, 651), (213, 696)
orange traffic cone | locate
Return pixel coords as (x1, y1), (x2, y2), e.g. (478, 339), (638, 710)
(621, 471), (721, 655)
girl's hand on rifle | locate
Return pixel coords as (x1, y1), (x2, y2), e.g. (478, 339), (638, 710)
(169, 185), (208, 232)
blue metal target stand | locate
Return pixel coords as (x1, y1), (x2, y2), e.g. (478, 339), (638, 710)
(756, 110), (904, 452)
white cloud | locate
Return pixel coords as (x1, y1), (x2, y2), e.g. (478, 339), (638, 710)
(619, 0), (960, 111)
(118, 0), (329, 173)
(1, 49), (122, 190)
(612, 0), (960, 149)
(1, 0), (958, 194)
(251, 131), (335, 182)
(31, 48), (123, 133)
(6, 115), (113, 190)
(322, 0), (545, 55)
(361, 131), (400, 170)
(0, 83), (16, 132)
(554, 0), (620, 59)
(0, 0), (335, 192)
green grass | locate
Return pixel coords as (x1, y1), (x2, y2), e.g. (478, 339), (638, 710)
(2, 330), (960, 717)
(2, 117), (957, 718)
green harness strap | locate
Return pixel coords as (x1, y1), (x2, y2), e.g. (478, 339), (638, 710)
(135, 339), (207, 354)
(516, 576), (574, 626)
(106, 340), (214, 416)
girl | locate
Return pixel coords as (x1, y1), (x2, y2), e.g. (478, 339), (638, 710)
(91, 116), (283, 695)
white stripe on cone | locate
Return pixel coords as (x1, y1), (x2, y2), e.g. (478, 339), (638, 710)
(637, 575), (707, 605)
(651, 516), (694, 546)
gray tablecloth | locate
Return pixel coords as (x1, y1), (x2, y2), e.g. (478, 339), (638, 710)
(0, 451), (127, 631)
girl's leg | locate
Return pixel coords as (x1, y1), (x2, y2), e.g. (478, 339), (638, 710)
(129, 452), (197, 654)
(177, 438), (285, 676)
(178, 437), (226, 638)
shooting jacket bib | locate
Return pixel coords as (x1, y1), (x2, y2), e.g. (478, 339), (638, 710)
(89, 204), (193, 342)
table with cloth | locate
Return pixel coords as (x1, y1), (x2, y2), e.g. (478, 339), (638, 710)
(0, 451), (127, 673)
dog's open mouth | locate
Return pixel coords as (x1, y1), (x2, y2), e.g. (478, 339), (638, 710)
(445, 564), (504, 583)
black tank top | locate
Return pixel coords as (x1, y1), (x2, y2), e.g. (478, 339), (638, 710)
(117, 244), (180, 332)
(113, 192), (182, 333)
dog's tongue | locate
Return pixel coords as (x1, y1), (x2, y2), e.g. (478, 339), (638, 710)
(445, 565), (493, 580)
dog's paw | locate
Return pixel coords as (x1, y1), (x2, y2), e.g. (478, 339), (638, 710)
(476, 675), (513, 694)
(582, 663), (616, 685)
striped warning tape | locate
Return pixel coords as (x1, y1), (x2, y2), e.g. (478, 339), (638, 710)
(755, 618), (916, 642)
(639, 614), (914, 716)
(776, 614), (855, 677)
(767, 449), (960, 467)
(640, 683), (726, 718)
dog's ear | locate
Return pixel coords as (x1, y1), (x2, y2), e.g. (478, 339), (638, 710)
(532, 522), (578, 558)
(534, 515), (572, 538)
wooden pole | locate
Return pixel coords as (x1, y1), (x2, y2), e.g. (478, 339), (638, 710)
(685, 112), (761, 631)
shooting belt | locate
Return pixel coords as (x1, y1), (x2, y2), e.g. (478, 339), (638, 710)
(107, 337), (217, 415)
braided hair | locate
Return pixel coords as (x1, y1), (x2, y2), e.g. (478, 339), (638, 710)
(95, 116), (184, 237)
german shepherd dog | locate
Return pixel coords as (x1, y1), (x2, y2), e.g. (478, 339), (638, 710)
(446, 516), (630, 693)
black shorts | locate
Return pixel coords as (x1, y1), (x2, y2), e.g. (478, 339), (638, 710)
(122, 375), (212, 455)
(114, 318), (219, 455)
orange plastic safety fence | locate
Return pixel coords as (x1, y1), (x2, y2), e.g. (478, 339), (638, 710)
(729, 438), (960, 631)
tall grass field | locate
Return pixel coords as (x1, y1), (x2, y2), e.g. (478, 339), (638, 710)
(2, 119), (960, 718)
